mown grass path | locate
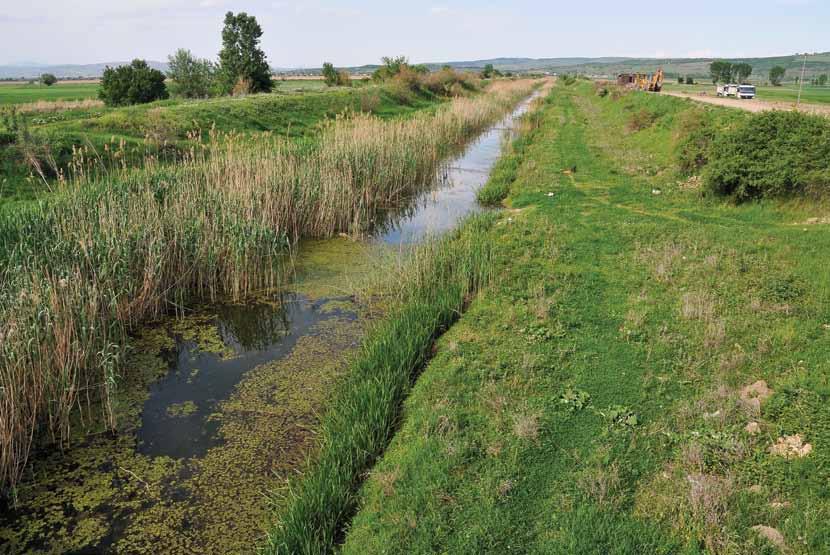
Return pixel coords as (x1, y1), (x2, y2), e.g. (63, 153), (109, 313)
(341, 84), (830, 554)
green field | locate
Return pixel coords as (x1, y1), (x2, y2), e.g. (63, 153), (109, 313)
(662, 82), (830, 105)
(0, 82), (100, 105)
(336, 82), (830, 554)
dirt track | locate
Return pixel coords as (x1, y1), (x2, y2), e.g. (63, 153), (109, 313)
(664, 91), (830, 117)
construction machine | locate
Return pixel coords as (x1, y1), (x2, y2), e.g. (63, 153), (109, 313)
(635, 69), (664, 92)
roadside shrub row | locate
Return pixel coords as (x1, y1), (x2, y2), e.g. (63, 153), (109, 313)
(598, 83), (830, 201)
(0, 80), (536, 493)
(702, 110), (830, 201)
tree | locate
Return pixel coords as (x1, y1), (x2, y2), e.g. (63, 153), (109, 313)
(686, 76), (695, 85)
(39, 73), (57, 86)
(482, 64), (495, 79)
(167, 49), (215, 98)
(98, 59), (168, 107)
(322, 62), (338, 87)
(372, 56), (410, 81)
(218, 12), (273, 95)
(710, 60), (733, 85)
(769, 66), (786, 86)
(818, 74), (829, 86)
(733, 62), (753, 83)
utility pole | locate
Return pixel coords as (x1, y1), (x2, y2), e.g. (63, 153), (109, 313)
(797, 53), (808, 107)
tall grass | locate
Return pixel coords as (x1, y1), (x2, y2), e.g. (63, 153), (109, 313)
(263, 215), (496, 555)
(14, 99), (105, 114)
(0, 80), (536, 492)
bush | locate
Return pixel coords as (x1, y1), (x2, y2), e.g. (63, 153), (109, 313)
(560, 74), (577, 86)
(385, 79), (415, 105)
(627, 108), (658, 132)
(322, 62), (338, 87)
(167, 49), (216, 99)
(336, 70), (352, 87)
(704, 110), (830, 200)
(40, 73), (58, 86)
(676, 107), (718, 174)
(99, 59), (168, 107)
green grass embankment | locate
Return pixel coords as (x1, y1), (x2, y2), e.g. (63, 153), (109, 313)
(339, 82), (830, 553)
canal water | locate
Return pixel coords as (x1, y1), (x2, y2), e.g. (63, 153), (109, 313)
(0, 91), (542, 554)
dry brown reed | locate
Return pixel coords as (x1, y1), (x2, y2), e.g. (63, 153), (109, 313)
(14, 99), (105, 114)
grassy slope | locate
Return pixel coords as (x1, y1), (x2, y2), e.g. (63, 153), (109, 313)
(342, 83), (830, 553)
(0, 82), (100, 105)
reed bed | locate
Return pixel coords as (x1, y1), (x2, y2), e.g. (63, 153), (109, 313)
(0, 80), (536, 492)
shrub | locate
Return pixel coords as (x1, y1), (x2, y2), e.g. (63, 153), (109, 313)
(627, 108), (658, 132)
(359, 92), (381, 113)
(322, 62), (338, 87)
(40, 73), (58, 86)
(676, 107), (718, 174)
(336, 70), (352, 87)
(385, 79), (415, 105)
(99, 59), (169, 107)
(231, 78), (253, 96)
(560, 74), (577, 86)
(704, 110), (830, 200)
(167, 49), (216, 99)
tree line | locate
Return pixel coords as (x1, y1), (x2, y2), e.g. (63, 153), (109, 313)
(98, 11), (273, 107)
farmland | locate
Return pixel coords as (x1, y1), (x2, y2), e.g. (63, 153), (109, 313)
(0, 82), (100, 105)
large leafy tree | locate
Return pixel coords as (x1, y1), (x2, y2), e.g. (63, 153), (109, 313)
(733, 62), (753, 83)
(769, 66), (786, 86)
(39, 73), (57, 86)
(167, 49), (216, 98)
(709, 60), (734, 85)
(99, 59), (168, 106)
(218, 12), (273, 94)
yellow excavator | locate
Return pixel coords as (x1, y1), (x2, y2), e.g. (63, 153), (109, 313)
(635, 69), (664, 92)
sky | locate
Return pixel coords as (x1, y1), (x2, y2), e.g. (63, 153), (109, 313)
(1, 0), (827, 67)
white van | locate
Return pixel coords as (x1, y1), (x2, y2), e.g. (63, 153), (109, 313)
(717, 84), (756, 99)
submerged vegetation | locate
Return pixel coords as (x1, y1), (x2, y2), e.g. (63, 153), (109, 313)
(0, 79), (536, 493)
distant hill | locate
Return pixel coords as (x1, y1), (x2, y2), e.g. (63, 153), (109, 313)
(281, 53), (830, 82)
(3, 53), (828, 81)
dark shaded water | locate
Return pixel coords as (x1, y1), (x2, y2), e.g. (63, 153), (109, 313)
(137, 296), (356, 459)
